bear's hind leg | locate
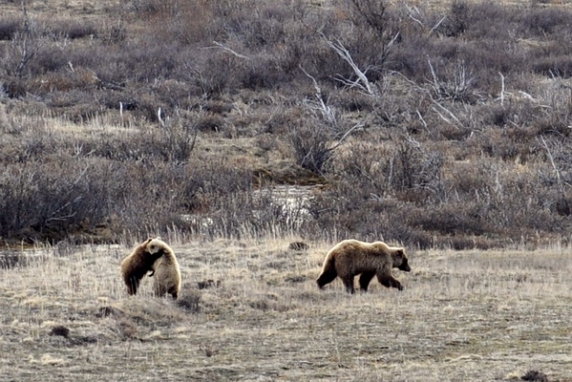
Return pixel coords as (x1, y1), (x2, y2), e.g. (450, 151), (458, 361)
(359, 272), (376, 292)
(341, 276), (356, 294)
(127, 277), (140, 295)
(168, 286), (178, 300)
(153, 282), (168, 298)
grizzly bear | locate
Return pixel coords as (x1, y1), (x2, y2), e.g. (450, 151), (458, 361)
(316, 239), (411, 294)
(146, 238), (182, 300)
(120, 238), (164, 296)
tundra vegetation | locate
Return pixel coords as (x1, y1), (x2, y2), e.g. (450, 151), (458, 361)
(1, 0), (572, 380)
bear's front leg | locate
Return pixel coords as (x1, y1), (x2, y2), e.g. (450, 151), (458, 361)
(126, 276), (140, 295)
(359, 272), (376, 292)
(377, 274), (404, 291)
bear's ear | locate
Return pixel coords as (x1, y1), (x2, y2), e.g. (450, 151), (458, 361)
(395, 248), (405, 258)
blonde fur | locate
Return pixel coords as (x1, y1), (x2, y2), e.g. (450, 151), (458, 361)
(146, 238), (182, 300)
(316, 239), (410, 294)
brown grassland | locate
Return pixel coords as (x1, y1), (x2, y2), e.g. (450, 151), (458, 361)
(3, 0), (572, 380)
(1, 238), (572, 381)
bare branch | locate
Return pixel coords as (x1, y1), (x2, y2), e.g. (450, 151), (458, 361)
(212, 41), (251, 60)
(328, 122), (365, 152)
(498, 72), (505, 106)
(431, 103), (462, 129)
(539, 136), (562, 189)
(299, 65), (338, 127)
(427, 15), (447, 37)
(322, 36), (377, 97)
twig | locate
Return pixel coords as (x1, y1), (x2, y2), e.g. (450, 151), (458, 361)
(427, 15), (447, 37)
(212, 41), (251, 60)
(498, 72), (505, 106)
(299, 65), (337, 127)
(431, 102), (462, 129)
(322, 35), (377, 96)
(328, 122), (364, 151)
(539, 136), (562, 189)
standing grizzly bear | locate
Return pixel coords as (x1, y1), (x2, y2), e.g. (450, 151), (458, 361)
(120, 238), (164, 296)
(316, 239), (411, 294)
(146, 238), (182, 300)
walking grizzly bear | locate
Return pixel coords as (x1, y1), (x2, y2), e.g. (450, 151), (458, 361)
(146, 238), (182, 300)
(120, 238), (164, 296)
(316, 239), (411, 294)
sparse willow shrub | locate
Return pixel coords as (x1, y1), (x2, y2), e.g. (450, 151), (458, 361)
(43, 19), (98, 40)
(425, 59), (479, 104)
(194, 186), (307, 239)
(97, 160), (254, 237)
(414, 201), (492, 236)
(341, 0), (401, 71)
(159, 117), (198, 163)
(149, 79), (193, 110)
(288, 123), (334, 174)
(100, 20), (128, 45)
(1, 16), (44, 79)
(523, 7), (572, 37)
(0, 103), (14, 133)
(0, 158), (113, 242)
(461, 2), (517, 41)
(195, 114), (226, 132)
(389, 36), (431, 82)
(96, 43), (185, 85)
(29, 68), (100, 96)
(137, 0), (217, 44)
(303, 183), (430, 245)
(445, 160), (569, 237)
(27, 44), (72, 74)
(532, 55), (572, 78)
(436, 1), (469, 38)
(176, 289), (201, 313)
(331, 90), (376, 113)
(389, 139), (445, 195)
(474, 128), (538, 163)
(239, 57), (292, 91)
(330, 136), (445, 198)
(0, 16), (22, 40)
(5, 128), (67, 163)
(49, 102), (101, 125)
(213, 0), (313, 51)
(328, 139), (388, 197)
(185, 49), (238, 99)
(75, 131), (160, 162)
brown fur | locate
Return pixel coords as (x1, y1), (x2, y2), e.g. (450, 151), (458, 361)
(120, 238), (164, 295)
(316, 239), (411, 294)
(146, 238), (181, 300)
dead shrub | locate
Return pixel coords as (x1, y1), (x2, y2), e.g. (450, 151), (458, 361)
(532, 55), (572, 78)
(521, 370), (549, 382)
(436, 1), (469, 38)
(176, 289), (201, 313)
(289, 124), (334, 174)
(0, 16), (22, 40)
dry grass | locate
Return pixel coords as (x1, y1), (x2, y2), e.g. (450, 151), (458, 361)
(3, 0), (572, 378)
(1, 237), (571, 381)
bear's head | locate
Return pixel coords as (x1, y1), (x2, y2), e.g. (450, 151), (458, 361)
(146, 237), (170, 257)
(393, 248), (411, 272)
